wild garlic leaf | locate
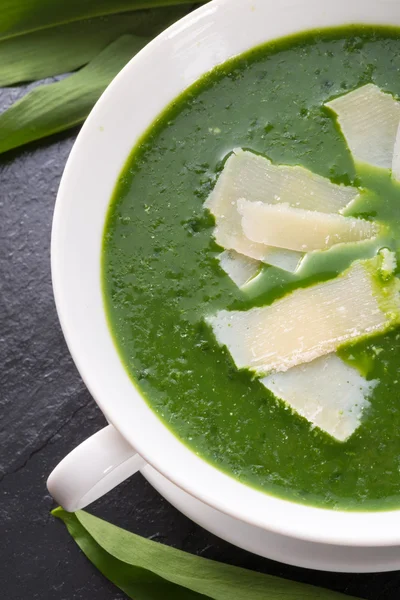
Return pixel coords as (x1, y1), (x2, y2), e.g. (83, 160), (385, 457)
(53, 508), (358, 600)
(0, 35), (145, 154)
(0, 7), (188, 86)
(54, 508), (207, 600)
(0, 0), (201, 39)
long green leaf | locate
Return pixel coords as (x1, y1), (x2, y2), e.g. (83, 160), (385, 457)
(0, 0), (202, 39)
(0, 35), (147, 154)
(54, 508), (359, 600)
(53, 509), (208, 600)
(0, 7), (188, 86)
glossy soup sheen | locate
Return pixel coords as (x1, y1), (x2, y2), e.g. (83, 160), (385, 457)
(103, 27), (400, 510)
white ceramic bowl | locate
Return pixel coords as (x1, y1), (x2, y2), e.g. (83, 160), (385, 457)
(48, 0), (400, 557)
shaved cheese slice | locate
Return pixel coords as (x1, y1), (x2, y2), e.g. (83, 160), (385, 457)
(392, 121), (400, 180)
(261, 354), (377, 442)
(218, 250), (260, 287)
(214, 215), (302, 270)
(325, 84), (400, 169)
(206, 162), (303, 270)
(207, 258), (400, 375)
(205, 149), (357, 271)
(213, 206), (303, 271)
(205, 149), (358, 214)
(259, 248), (302, 273)
(238, 200), (379, 252)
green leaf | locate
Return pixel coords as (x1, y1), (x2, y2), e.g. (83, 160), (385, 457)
(0, 7), (188, 86)
(0, 35), (147, 154)
(53, 509), (208, 600)
(53, 508), (359, 600)
(0, 0), (201, 39)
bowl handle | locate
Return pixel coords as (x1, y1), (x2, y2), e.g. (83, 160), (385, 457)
(47, 425), (145, 511)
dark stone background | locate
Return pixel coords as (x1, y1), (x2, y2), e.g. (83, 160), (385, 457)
(1, 86), (400, 600)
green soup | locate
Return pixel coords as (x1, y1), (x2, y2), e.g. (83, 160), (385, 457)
(103, 26), (400, 510)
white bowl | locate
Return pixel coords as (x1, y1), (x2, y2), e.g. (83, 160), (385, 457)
(48, 0), (400, 564)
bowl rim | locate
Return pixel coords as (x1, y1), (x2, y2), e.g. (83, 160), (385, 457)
(52, 0), (400, 548)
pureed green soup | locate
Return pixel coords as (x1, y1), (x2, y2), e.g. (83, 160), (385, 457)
(103, 27), (400, 510)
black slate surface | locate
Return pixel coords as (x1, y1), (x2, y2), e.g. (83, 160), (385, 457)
(1, 88), (400, 600)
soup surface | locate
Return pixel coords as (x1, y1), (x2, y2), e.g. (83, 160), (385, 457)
(103, 27), (400, 510)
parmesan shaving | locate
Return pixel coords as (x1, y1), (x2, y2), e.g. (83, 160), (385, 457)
(257, 248), (303, 273)
(207, 258), (400, 375)
(261, 354), (377, 442)
(205, 149), (358, 213)
(204, 149), (358, 271)
(325, 84), (400, 169)
(238, 200), (379, 252)
(218, 250), (260, 288)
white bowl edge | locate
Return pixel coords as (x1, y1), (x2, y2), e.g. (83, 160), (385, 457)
(52, 0), (400, 548)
